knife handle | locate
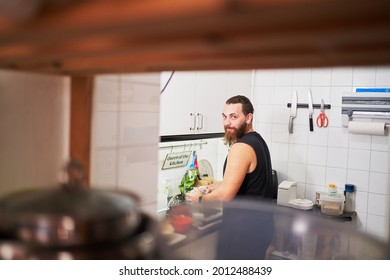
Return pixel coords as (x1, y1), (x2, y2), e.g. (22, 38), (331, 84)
(289, 116), (294, 134)
(309, 117), (313, 132)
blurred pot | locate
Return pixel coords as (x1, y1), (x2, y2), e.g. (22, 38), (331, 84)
(0, 160), (166, 260)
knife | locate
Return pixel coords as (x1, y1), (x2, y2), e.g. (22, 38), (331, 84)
(288, 91), (297, 134)
(308, 89), (314, 132)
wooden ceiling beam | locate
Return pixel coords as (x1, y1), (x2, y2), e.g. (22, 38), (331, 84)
(0, 0), (389, 74)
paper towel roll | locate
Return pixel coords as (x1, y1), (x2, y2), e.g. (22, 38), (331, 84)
(348, 121), (387, 135)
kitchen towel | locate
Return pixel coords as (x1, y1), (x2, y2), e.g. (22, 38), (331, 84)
(348, 121), (387, 135)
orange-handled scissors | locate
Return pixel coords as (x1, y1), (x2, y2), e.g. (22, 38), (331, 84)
(316, 99), (329, 128)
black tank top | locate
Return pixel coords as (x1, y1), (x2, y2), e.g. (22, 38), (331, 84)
(223, 131), (273, 198)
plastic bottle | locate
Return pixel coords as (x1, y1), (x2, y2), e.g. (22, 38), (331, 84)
(328, 184), (337, 196)
(344, 184), (356, 212)
(157, 178), (171, 211)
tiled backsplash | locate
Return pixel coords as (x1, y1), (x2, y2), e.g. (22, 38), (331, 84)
(90, 73), (160, 216)
(253, 67), (390, 240)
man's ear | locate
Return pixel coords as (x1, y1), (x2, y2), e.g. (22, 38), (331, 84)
(246, 113), (253, 124)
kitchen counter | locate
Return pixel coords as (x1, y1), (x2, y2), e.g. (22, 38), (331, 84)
(160, 199), (367, 260)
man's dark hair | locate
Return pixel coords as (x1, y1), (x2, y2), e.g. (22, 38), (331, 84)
(225, 95), (254, 116)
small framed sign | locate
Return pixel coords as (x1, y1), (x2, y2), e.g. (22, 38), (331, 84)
(162, 151), (191, 170)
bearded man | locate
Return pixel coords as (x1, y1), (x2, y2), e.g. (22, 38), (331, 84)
(186, 95), (275, 260)
(186, 95), (273, 202)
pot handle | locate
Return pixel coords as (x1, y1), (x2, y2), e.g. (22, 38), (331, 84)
(61, 159), (85, 190)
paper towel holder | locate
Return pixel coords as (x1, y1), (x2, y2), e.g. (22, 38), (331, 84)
(342, 93), (390, 127)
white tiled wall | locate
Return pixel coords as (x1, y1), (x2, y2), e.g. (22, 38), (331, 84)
(90, 73), (160, 216)
(253, 66), (390, 240)
(0, 70), (70, 197)
(89, 68), (390, 240)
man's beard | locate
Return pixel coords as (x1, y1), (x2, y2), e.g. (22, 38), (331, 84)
(224, 122), (247, 145)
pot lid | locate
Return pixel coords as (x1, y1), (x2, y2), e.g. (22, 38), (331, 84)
(0, 160), (141, 247)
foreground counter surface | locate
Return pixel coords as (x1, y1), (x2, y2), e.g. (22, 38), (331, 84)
(163, 198), (387, 260)
(0, 189), (387, 260)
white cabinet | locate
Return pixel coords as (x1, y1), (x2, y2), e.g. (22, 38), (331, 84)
(160, 71), (197, 136)
(160, 70), (252, 136)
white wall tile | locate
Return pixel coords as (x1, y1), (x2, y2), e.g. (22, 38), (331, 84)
(296, 182), (306, 199)
(271, 142), (289, 162)
(369, 172), (388, 195)
(308, 128), (329, 147)
(355, 191), (368, 213)
(330, 86), (352, 107)
(121, 73), (160, 85)
(118, 146), (158, 202)
(353, 67), (376, 87)
(326, 167), (347, 189)
(292, 86), (311, 104)
(274, 69), (293, 86)
(310, 86), (331, 105)
(331, 67), (353, 86)
(375, 67), (390, 87)
(272, 104), (290, 124)
(287, 162), (306, 183)
(274, 86), (292, 105)
(306, 165), (326, 186)
(327, 147), (348, 168)
(366, 214), (387, 238)
(289, 124), (309, 145)
(94, 77), (119, 106)
(256, 104), (273, 123)
(307, 146), (327, 166)
(288, 144), (307, 164)
(348, 149), (370, 171)
(90, 149), (117, 189)
(371, 135), (389, 152)
(349, 133), (371, 150)
(367, 193), (387, 216)
(272, 161), (288, 183)
(271, 123), (290, 143)
(254, 70), (274, 86)
(256, 123), (272, 144)
(347, 169), (369, 192)
(305, 184), (323, 202)
(253, 86), (274, 105)
(327, 106), (341, 127)
(292, 69), (311, 86)
(356, 212), (367, 232)
(92, 111), (118, 148)
(120, 83), (160, 107)
(120, 111), (159, 146)
(311, 68), (332, 86)
(91, 73), (160, 217)
(328, 127), (349, 148)
(370, 151), (389, 173)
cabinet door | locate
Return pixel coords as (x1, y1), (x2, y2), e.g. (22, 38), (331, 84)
(194, 71), (228, 134)
(226, 70), (253, 99)
(160, 71), (196, 136)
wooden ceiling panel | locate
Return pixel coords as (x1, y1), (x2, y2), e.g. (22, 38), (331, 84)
(0, 0), (389, 75)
